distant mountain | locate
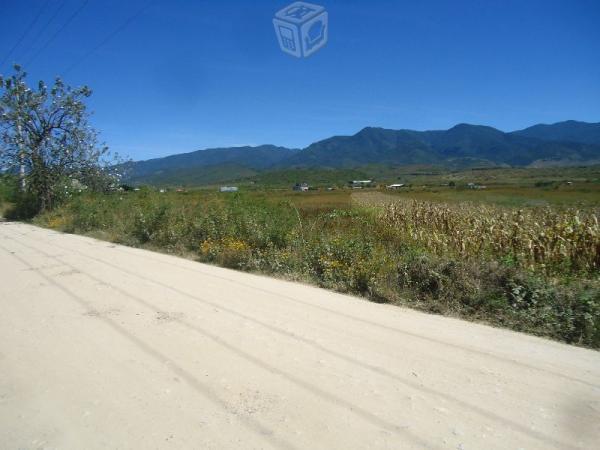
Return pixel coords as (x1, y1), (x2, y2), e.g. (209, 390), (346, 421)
(512, 120), (600, 145)
(123, 121), (600, 185)
(127, 163), (259, 186)
(282, 127), (437, 167)
(281, 123), (600, 168)
(125, 145), (298, 183)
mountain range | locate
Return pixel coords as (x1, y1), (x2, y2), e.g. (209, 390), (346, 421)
(124, 120), (600, 185)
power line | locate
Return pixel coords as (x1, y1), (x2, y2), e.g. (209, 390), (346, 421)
(19, 0), (68, 64)
(0, 0), (51, 70)
(25, 0), (90, 68)
(63, 1), (154, 77)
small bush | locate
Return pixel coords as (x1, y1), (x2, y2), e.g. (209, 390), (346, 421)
(4, 192), (40, 220)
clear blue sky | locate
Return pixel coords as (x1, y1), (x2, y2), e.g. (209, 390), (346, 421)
(1, 0), (599, 160)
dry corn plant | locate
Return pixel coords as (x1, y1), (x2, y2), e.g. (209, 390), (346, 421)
(380, 200), (600, 274)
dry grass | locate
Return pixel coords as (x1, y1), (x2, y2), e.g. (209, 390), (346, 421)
(378, 198), (600, 274)
(354, 184), (600, 207)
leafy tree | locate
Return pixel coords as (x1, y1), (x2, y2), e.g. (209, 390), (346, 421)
(0, 65), (118, 213)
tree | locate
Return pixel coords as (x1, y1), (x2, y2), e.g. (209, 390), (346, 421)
(0, 65), (117, 213)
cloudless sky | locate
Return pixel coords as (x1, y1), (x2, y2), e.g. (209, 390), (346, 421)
(1, 0), (599, 160)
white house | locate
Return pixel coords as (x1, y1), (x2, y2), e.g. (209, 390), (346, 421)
(386, 183), (405, 190)
(219, 186), (239, 193)
(350, 180), (374, 188)
(467, 183), (486, 190)
(293, 183), (309, 192)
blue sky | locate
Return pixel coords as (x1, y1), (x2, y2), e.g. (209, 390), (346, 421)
(1, 0), (599, 160)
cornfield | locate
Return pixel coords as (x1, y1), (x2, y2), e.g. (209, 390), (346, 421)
(380, 200), (600, 274)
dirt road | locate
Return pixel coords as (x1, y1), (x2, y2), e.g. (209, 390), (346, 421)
(1, 222), (598, 449)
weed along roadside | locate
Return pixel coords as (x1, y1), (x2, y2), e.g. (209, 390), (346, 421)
(33, 189), (600, 349)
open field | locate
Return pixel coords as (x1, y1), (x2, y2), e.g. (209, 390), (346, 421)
(146, 165), (600, 208)
(30, 172), (600, 348)
(3, 167), (598, 347)
(223, 165), (600, 200)
(351, 185), (600, 208)
(238, 189), (354, 215)
(368, 184), (600, 207)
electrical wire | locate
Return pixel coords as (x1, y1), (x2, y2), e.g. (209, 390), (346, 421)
(24, 0), (90, 68)
(63, 1), (154, 76)
(0, 0), (51, 70)
(19, 0), (68, 64)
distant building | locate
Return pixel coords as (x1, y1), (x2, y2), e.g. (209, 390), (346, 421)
(467, 183), (486, 190)
(350, 180), (374, 188)
(293, 182), (309, 192)
(386, 183), (405, 190)
(219, 186), (239, 193)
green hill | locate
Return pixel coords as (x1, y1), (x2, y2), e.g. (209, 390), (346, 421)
(123, 121), (600, 186)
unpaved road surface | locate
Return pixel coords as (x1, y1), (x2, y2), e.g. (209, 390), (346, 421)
(1, 222), (599, 450)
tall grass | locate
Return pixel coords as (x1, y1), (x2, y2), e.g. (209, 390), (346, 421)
(379, 200), (600, 275)
(35, 190), (600, 348)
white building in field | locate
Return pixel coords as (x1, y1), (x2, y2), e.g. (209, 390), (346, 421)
(219, 186), (239, 193)
(387, 183), (405, 190)
(350, 180), (374, 188)
(467, 183), (486, 190)
(293, 182), (309, 192)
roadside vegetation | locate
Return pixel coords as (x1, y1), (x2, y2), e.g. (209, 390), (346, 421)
(0, 66), (117, 219)
(2, 66), (598, 349)
(0, 174), (15, 217)
(35, 188), (600, 348)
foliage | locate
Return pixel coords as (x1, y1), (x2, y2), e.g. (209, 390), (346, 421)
(0, 173), (15, 201)
(35, 190), (600, 348)
(0, 174), (16, 216)
(0, 65), (119, 215)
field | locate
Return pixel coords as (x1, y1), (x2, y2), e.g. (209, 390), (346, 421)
(29, 166), (600, 348)
(229, 164), (600, 200)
